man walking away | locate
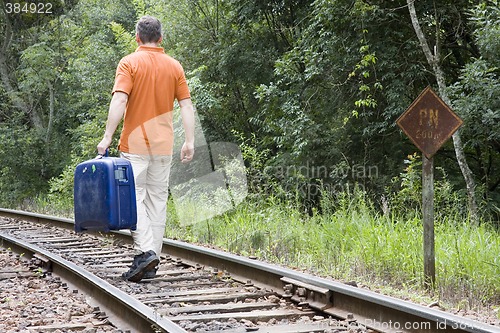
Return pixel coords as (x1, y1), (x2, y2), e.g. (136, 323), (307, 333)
(97, 15), (195, 282)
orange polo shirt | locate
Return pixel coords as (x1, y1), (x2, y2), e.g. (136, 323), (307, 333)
(112, 45), (191, 155)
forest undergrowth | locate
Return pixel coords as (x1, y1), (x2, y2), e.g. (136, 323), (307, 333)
(161, 188), (499, 317)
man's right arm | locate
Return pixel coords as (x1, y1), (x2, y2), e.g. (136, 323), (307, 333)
(97, 92), (128, 155)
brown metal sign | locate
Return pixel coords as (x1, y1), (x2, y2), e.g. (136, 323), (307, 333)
(396, 86), (463, 159)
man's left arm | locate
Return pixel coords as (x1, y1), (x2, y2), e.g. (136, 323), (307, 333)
(179, 98), (195, 163)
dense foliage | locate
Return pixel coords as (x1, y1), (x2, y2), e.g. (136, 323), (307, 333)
(0, 1), (498, 216)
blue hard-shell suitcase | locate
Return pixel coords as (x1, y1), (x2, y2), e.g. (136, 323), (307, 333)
(73, 155), (137, 232)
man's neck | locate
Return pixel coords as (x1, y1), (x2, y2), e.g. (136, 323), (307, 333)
(139, 43), (160, 47)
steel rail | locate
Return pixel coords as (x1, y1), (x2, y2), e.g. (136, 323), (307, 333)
(1, 208), (499, 333)
(0, 215), (187, 333)
(162, 241), (500, 333)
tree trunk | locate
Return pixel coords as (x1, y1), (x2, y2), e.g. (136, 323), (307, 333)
(406, 0), (478, 223)
(46, 82), (55, 143)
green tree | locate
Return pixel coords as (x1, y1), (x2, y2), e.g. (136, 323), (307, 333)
(0, 0), (77, 204)
(448, 1), (500, 220)
(0, 0), (135, 205)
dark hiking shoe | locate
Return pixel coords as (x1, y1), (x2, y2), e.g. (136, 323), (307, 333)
(122, 250), (159, 282)
(143, 267), (158, 279)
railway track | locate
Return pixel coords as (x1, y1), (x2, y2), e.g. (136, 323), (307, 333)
(0, 208), (498, 333)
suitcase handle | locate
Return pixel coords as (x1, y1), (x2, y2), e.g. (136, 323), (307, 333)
(96, 149), (109, 159)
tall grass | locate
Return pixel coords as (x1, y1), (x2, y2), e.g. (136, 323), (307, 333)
(165, 189), (500, 312)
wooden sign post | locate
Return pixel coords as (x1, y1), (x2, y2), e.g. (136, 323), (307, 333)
(422, 155), (435, 286)
(396, 86), (463, 287)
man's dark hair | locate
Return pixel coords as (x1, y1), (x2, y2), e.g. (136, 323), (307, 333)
(136, 15), (162, 43)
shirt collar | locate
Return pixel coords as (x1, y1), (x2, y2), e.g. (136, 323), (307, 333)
(135, 45), (165, 53)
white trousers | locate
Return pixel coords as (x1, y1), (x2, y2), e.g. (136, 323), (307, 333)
(121, 152), (172, 257)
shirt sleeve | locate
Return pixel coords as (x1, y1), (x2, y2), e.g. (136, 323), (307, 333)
(112, 58), (134, 95)
(175, 64), (191, 101)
